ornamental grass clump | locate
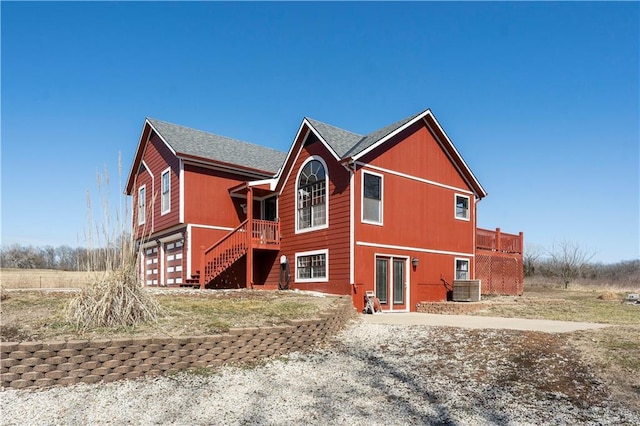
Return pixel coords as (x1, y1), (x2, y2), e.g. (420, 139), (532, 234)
(66, 156), (161, 330)
(66, 247), (161, 329)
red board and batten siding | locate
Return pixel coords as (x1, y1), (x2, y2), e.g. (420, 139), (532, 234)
(266, 132), (351, 296)
(354, 121), (477, 308)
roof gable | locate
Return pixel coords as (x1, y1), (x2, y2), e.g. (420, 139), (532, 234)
(284, 109), (487, 199)
(304, 118), (362, 158)
(342, 110), (425, 159)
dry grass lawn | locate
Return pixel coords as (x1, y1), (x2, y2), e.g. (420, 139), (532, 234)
(0, 268), (90, 289)
(0, 289), (339, 342)
(470, 279), (640, 412)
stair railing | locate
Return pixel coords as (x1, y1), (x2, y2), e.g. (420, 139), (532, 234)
(200, 220), (248, 288)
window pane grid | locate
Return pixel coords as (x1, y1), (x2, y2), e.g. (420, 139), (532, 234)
(297, 253), (326, 280)
(298, 160), (327, 230)
(456, 259), (470, 280)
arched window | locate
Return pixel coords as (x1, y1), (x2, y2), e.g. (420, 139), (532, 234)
(297, 159), (327, 230)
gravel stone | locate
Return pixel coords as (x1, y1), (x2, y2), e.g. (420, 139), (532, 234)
(1, 321), (638, 425)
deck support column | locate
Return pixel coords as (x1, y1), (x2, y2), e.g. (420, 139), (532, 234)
(246, 186), (254, 289)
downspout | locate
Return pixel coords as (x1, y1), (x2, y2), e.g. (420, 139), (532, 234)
(473, 196), (479, 279)
(246, 185), (254, 289)
(340, 158), (356, 296)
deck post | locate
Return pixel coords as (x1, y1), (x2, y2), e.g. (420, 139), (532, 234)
(199, 245), (205, 289)
(246, 186), (253, 289)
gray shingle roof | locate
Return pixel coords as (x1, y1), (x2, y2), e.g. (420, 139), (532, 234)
(305, 118), (363, 157)
(306, 109), (427, 160)
(342, 110), (426, 158)
(147, 118), (287, 175)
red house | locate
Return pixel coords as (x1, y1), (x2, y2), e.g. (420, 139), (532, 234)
(125, 108), (523, 312)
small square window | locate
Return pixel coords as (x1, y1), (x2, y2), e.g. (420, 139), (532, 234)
(295, 250), (328, 282)
(455, 194), (470, 220)
(455, 258), (470, 280)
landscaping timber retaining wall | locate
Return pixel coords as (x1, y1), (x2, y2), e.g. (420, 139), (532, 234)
(0, 297), (356, 390)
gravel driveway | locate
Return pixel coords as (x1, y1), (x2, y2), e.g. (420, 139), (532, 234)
(2, 320), (638, 425)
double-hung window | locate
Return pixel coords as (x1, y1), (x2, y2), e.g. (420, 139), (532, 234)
(161, 168), (171, 214)
(297, 159), (327, 231)
(362, 171), (383, 224)
(138, 186), (146, 225)
(455, 258), (470, 280)
(455, 194), (470, 220)
(295, 250), (328, 282)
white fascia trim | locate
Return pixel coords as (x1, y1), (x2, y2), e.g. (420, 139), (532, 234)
(126, 121), (153, 195)
(303, 119), (341, 161)
(186, 224), (192, 279)
(352, 109), (430, 161)
(454, 193), (471, 221)
(160, 166), (171, 216)
(146, 119), (177, 156)
(248, 177), (278, 191)
(179, 160), (185, 223)
(423, 117), (487, 198)
(277, 128), (309, 197)
(356, 162), (474, 195)
(356, 241), (474, 258)
(181, 159), (273, 180)
(273, 121), (310, 183)
(294, 155), (330, 235)
(190, 223), (235, 232)
(294, 248), (329, 283)
(349, 169), (355, 285)
(361, 170), (384, 226)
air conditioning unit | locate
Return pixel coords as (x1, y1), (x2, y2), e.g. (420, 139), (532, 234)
(453, 280), (481, 302)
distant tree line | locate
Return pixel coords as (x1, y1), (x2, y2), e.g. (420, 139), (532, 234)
(0, 243), (126, 271)
(524, 241), (639, 287)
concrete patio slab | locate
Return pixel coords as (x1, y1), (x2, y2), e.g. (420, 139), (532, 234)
(361, 312), (611, 333)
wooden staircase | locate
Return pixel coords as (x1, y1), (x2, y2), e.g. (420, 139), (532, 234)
(198, 219), (280, 289)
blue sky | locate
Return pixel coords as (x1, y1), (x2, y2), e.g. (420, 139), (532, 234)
(2, 2), (638, 263)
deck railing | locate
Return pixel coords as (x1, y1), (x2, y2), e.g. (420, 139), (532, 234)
(476, 227), (523, 254)
(252, 219), (280, 245)
(199, 219), (280, 288)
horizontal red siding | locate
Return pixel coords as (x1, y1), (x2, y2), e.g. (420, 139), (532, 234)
(269, 132), (351, 296)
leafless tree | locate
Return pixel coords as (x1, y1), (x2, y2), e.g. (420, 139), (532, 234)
(546, 240), (595, 288)
(523, 243), (544, 277)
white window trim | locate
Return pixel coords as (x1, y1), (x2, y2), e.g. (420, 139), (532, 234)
(295, 156), (329, 234)
(454, 193), (471, 221)
(161, 167), (171, 215)
(361, 170), (384, 226)
(294, 249), (329, 283)
(454, 257), (471, 280)
(138, 185), (146, 225)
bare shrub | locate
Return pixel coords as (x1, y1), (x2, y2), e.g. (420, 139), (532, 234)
(546, 240), (595, 289)
(66, 155), (161, 330)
